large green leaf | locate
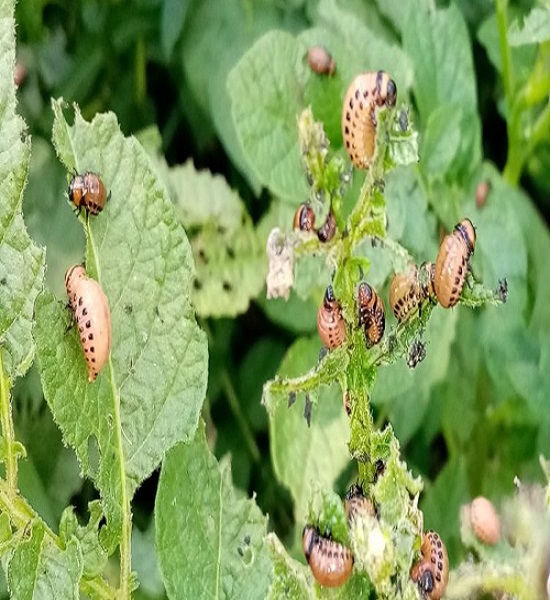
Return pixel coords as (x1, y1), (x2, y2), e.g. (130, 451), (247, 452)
(34, 101), (208, 543)
(0, 4), (45, 380)
(228, 30), (309, 203)
(156, 421), (272, 599)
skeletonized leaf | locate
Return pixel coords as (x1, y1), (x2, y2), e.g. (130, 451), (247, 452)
(34, 101), (208, 545)
(0, 3), (45, 379)
(156, 421), (272, 599)
(167, 161), (265, 317)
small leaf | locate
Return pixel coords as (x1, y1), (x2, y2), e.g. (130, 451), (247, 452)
(228, 30), (309, 203)
(0, 3), (45, 379)
(155, 421), (272, 599)
(35, 101), (208, 543)
(268, 337), (349, 522)
(7, 521), (82, 600)
(509, 4), (550, 45)
(167, 161), (265, 317)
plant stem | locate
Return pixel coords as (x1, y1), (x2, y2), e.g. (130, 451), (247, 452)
(87, 221), (133, 598)
(0, 351), (17, 494)
(221, 370), (261, 464)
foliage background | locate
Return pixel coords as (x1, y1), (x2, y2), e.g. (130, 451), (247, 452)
(6, 0), (550, 597)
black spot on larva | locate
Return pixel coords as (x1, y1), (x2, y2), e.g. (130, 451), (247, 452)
(91, 357), (96, 363)
(88, 333), (94, 340)
(82, 307), (88, 316)
(85, 320), (91, 328)
(78, 297), (83, 306)
(90, 346), (95, 353)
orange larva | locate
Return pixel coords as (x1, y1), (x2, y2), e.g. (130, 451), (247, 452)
(307, 46), (335, 76)
(65, 264), (112, 382)
(389, 265), (422, 322)
(357, 282), (385, 347)
(434, 218), (476, 309)
(344, 485), (375, 523)
(467, 496), (501, 545)
(68, 171), (108, 216)
(342, 71), (397, 169)
(410, 530), (449, 600)
(317, 285), (347, 349)
(293, 202), (315, 232)
(302, 525), (353, 588)
(317, 207), (337, 243)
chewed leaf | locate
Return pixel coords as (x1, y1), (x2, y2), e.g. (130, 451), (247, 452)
(35, 101), (208, 543)
(156, 421), (272, 599)
(266, 534), (311, 600)
(0, 5), (45, 379)
(167, 161), (265, 317)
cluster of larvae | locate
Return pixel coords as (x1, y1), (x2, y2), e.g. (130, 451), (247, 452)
(65, 171), (112, 382)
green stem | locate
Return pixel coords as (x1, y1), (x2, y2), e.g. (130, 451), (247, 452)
(496, 0), (513, 111)
(0, 351), (17, 494)
(86, 220), (133, 599)
(221, 370), (261, 464)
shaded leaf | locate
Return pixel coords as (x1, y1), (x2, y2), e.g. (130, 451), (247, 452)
(156, 421), (272, 599)
(509, 4), (550, 46)
(167, 161), (265, 317)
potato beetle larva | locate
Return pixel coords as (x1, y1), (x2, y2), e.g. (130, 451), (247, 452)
(302, 525), (353, 588)
(293, 202), (316, 232)
(307, 46), (335, 76)
(317, 207), (337, 243)
(410, 530), (449, 600)
(475, 180), (490, 209)
(317, 285), (347, 349)
(466, 496), (501, 545)
(357, 282), (385, 347)
(389, 265), (422, 323)
(434, 218), (476, 309)
(344, 485), (375, 523)
(342, 71), (397, 169)
(68, 171), (109, 216)
(65, 264), (112, 382)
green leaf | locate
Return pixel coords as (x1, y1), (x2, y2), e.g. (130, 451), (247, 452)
(167, 161), (265, 317)
(7, 521), (82, 600)
(35, 101), (208, 543)
(402, 1), (477, 122)
(266, 534), (311, 600)
(420, 105), (463, 180)
(228, 30), (309, 203)
(161, 0), (189, 58)
(269, 337), (350, 522)
(0, 5), (45, 380)
(155, 421), (272, 599)
(59, 502), (108, 578)
(509, 4), (550, 46)
(181, 0), (284, 194)
(132, 520), (165, 598)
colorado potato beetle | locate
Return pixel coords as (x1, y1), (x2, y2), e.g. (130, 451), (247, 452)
(434, 218), (476, 309)
(410, 530), (449, 600)
(302, 525), (353, 588)
(357, 282), (385, 347)
(317, 207), (337, 243)
(293, 202), (316, 232)
(466, 496), (501, 545)
(317, 285), (347, 349)
(344, 485), (375, 523)
(342, 71), (397, 169)
(389, 265), (422, 323)
(68, 171), (108, 216)
(65, 264), (112, 382)
(307, 46), (335, 76)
